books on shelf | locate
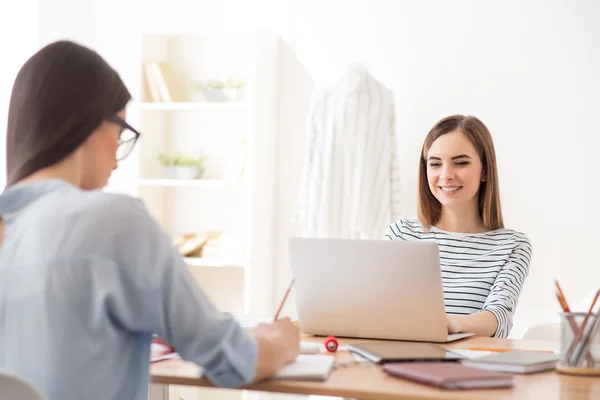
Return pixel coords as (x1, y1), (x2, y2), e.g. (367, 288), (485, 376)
(173, 232), (246, 263)
(173, 232), (221, 257)
(202, 235), (245, 260)
(143, 61), (185, 103)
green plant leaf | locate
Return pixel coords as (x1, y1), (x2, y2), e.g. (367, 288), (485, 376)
(157, 151), (205, 167)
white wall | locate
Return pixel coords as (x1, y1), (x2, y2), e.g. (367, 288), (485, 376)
(0, 1), (39, 188)
(2, 0), (291, 316)
(0, 0), (97, 188)
(6, 0), (599, 336)
(274, 0), (600, 335)
(37, 0), (96, 47)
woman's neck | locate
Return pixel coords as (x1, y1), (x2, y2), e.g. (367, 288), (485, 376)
(435, 203), (487, 233)
(16, 157), (81, 188)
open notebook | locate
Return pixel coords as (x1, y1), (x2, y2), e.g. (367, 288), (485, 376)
(272, 355), (336, 381)
(151, 335), (334, 382)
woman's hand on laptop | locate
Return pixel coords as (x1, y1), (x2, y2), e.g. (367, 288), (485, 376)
(252, 317), (300, 382)
(446, 314), (463, 334)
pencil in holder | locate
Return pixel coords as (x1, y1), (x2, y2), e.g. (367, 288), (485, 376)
(556, 311), (600, 376)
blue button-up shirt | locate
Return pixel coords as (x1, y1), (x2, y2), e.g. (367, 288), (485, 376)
(0, 179), (257, 400)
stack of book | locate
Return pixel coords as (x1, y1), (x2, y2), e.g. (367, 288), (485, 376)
(461, 350), (558, 374)
(173, 232), (222, 257)
(143, 61), (185, 103)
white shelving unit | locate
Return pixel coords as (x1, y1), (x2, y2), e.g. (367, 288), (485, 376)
(138, 101), (246, 111)
(183, 257), (245, 268)
(115, 29), (279, 316)
(137, 178), (240, 187)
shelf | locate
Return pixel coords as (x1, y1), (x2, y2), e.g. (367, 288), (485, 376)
(142, 27), (256, 37)
(138, 102), (246, 111)
(137, 179), (241, 187)
(183, 257), (245, 268)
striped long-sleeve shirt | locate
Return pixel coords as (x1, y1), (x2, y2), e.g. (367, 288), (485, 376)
(385, 218), (532, 338)
(293, 64), (401, 239)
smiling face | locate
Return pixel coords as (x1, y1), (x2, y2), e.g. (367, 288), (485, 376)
(417, 115), (503, 231)
(425, 130), (485, 210)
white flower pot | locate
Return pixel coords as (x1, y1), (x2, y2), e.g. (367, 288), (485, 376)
(201, 88), (245, 102)
(224, 87), (245, 101)
(201, 89), (229, 102)
(162, 166), (203, 180)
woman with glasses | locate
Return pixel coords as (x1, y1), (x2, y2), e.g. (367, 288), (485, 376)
(0, 40), (299, 400)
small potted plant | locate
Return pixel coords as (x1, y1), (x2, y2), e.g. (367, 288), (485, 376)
(194, 78), (246, 102)
(157, 152), (206, 180)
(223, 77), (246, 101)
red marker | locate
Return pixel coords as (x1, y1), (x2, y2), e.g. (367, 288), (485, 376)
(324, 336), (338, 352)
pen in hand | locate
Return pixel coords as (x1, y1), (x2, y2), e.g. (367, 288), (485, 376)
(252, 277), (300, 381)
(274, 278), (295, 321)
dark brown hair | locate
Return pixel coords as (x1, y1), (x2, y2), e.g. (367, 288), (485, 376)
(417, 114), (504, 231)
(5, 40), (131, 186)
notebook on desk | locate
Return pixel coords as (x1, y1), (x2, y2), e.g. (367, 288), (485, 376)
(383, 362), (514, 390)
(460, 350), (559, 374)
(347, 342), (465, 364)
(272, 355), (336, 381)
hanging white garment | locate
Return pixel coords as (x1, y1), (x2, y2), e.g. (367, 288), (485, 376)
(293, 64), (401, 239)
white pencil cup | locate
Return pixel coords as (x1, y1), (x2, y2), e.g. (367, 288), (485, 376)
(556, 312), (600, 376)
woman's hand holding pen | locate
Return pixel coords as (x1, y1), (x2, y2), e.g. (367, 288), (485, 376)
(252, 317), (300, 382)
(252, 278), (299, 382)
(256, 318), (300, 360)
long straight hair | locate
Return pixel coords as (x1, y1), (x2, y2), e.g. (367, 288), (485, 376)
(5, 40), (131, 187)
(417, 115), (504, 231)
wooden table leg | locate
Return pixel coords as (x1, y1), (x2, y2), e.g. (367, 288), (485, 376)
(149, 383), (168, 400)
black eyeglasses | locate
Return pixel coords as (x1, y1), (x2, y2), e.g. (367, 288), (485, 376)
(108, 115), (141, 161)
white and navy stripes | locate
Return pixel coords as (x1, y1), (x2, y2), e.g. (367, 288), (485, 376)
(385, 218), (532, 338)
(293, 65), (401, 239)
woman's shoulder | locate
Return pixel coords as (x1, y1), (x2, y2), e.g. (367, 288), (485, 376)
(81, 190), (146, 213)
(73, 190), (156, 230)
(67, 190), (169, 253)
(387, 217), (429, 239)
(494, 228), (533, 267)
(473, 227), (532, 257)
(497, 228), (532, 249)
(487, 227), (531, 243)
(397, 218), (426, 232)
(388, 217), (531, 247)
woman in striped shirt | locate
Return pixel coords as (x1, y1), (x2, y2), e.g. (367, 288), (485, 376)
(385, 115), (532, 338)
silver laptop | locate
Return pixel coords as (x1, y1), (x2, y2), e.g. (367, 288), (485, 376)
(288, 237), (474, 343)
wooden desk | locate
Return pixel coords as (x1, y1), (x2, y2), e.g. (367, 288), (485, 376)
(150, 336), (600, 400)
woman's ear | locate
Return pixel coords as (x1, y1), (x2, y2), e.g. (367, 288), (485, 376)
(481, 171), (487, 182)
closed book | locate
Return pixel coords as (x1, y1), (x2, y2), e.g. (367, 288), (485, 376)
(383, 362), (514, 390)
(460, 350), (558, 374)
